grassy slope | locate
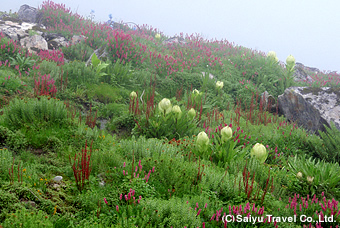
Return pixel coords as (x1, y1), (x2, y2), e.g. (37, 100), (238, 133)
(0, 1), (340, 227)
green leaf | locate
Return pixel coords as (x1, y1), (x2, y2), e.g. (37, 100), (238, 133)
(91, 53), (101, 68)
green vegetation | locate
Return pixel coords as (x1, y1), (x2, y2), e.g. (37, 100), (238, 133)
(0, 1), (339, 227)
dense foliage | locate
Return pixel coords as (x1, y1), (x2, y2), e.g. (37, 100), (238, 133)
(0, 1), (339, 227)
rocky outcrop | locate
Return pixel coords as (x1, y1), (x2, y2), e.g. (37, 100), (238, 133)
(278, 87), (340, 134)
(163, 36), (186, 45)
(20, 34), (48, 52)
(294, 62), (314, 83)
(43, 33), (68, 49)
(0, 12), (85, 54)
(0, 20), (37, 40)
(18, 4), (42, 24)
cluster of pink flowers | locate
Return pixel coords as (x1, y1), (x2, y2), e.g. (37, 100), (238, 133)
(34, 73), (57, 97)
(38, 49), (65, 65)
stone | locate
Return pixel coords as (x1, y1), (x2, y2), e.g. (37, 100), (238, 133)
(260, 91), (277, 113)
(20, 34), (48, 53)
(18, 4), (42, 24)
(0, 20), (34, 40)
(0, 13), (10, 20)
(294, 62), (313, 83)
(163, 36), (186, 45)
(278, 87), (340, 134)
(53, 176), (63, 182)
(292, 87), (340, 131)
(41, 33), (68, 49)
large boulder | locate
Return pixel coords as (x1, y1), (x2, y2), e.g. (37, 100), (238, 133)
(278, 87), (340, 134)
(43, 33), (68, 49)
(20, 34), (48, 52)
(17, 4), (42, 23)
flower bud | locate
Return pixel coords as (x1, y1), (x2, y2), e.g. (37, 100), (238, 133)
(216, 81), (224, 90)
(296, 172), (303, 179)
(267, 51), (278, 62)
(286, 55), (295, 66)
(193, 89), (200, 95)
(221, 126), (232, 142)
(158, 98), (172, 114)
(130, 91), (137, 99)
(196, 131), (209, 152)
(172, 105), (181, 114)
(188, 108), (196, 119)
(286, 54), (296, 71)
(250, 143), (268, 163)
(307, 176), (314, 183)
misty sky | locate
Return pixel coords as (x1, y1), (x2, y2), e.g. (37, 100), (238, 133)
(3, 0), (340, 72)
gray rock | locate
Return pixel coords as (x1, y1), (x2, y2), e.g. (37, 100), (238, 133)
(0, 20), (34, 40)
(163, 36), (186, 45)
(48, 36), (68, 49)
(18, 4), (42, 23)
(291, 87), (340, 131)
(294, 63), (313, 83)
(53, 176), (63, 182)
(0, 13), (10, 20)
(20, 34), (48, 52)
(260, 91), (277, 113)
(278, 87), (340, 134)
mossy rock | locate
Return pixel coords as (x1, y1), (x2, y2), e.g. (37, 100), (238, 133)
(32, 25), (47, 33)
(1, 17), (23, 24)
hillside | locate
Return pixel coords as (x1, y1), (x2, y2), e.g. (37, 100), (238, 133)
(0, 2), (340, 227)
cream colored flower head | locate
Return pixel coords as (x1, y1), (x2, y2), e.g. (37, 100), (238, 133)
(172, 105), (181, 114)
(221, 126), (232, 142)
(188, 108), (196, 119)
(286, 55), (295, 66)
(196, 131), (209, 152)
(250, 143), (268, 163)
(296, 172), (303, 179)
(216, 81), (224, 90)
(267, 51), (278, 62)
(193, 89), (200, 95)
(130, 91), (137, 99)
(158, 98), (172, 114)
